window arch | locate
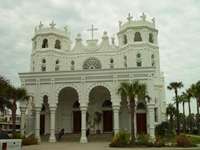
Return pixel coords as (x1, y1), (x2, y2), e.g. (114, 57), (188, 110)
(123, 34), (128, 45)
(55, 59), (60, 71)
(42, 39), (48, 48)
(56, 59), (59, 64)
(151, 54), (155, 67)
(73, 101), (80, 108)
(102, 100), (112, 108)
(55, 40), (61, 49)
(71, 60), (75, 70)
(83, 57), (101, 70)
(137, 53), (141, 58)
(134, 32), (142, 42)
(41, 65), (46, 72)
(110, 58), (114, 69)
(149, 33), (154, 43)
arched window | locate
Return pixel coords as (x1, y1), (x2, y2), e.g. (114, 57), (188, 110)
(56, 59), (59, 64)
(123, 34), (128, 45)
(42, 59), (46, 63)
(42, 39), (48, 48)
(137, 53), (141, 58)
(134, 32), (142, 42)
(151, 54), (155, 67)
(137, 61), (142, 67)
(149, 33), (154, 43)
(110, 58), (114, 69)
(83, 57), (101, 70)
(55, 40), (61, 49)
(71, 60), (75, 70)
(41, 65), (46, 72)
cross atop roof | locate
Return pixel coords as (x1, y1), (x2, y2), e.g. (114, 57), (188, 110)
(127, 13), (133, 22)
(87, 24), (98, 40)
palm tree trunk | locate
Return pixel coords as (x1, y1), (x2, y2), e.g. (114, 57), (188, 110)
(175, 90), (180, 135)
(196, 98), (200, 134)
(183, 102), (186, 133)
(129, 99), (135, 142)
(12, 98), (17, 134)
(188, 100), (192, 133)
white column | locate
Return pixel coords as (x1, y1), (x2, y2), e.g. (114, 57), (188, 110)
(35, 107), (41, 143)
(49, 106), (57, 142)
(80, 105), (88, 143)
(113, 105), (120, 134)
(20, 106), (26, 136)
(148, 104), (155, 140)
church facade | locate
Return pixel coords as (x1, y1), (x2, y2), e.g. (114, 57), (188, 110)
(19, 13), (166, 143)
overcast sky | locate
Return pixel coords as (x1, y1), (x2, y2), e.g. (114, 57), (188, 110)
(0, 0), (200, 113)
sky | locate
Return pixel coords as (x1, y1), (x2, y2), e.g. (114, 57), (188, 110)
(0, 0), (200, 114)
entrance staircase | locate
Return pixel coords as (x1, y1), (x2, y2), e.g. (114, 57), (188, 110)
(41, 133), (113, 142)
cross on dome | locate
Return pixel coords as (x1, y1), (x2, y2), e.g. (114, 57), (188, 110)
(49, 21), (56, 28)
(87, 24), (98, 40)
(127, 13), (133, 22)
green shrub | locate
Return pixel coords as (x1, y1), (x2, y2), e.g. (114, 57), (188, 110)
(176, 134), (193, 147)
(109, 130), (130, 147)
(22, 135), (38, 145)
(155, 121), (175, 138)
(137, 134), (150, 145)
(12, 133), (25, 139)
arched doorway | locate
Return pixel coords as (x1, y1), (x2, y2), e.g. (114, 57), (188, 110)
(73, 101), (81, 133)
(136, 102), (147, 134)
(56, 87), (79, 133)
(102, 100), (113, 132)
(88, 86), (113, 134)
(40, 95), (49, 135)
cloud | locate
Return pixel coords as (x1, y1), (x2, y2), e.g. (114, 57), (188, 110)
(0, 0), (200, 113)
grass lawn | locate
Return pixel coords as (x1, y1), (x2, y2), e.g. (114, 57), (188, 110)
(186, 134), (200, 145)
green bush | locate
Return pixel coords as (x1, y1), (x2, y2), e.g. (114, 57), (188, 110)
(176, 134), (193, 147)
(22, 135), (38, 146)
(109, 130), (130, 147)
(155, 121), (175, 138)
(136, 134), (150, 145)
(12, 133), (25, 139)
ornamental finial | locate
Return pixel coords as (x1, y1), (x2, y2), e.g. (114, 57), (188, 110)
(140, 12), (146, 21)
(127, 13), (133, 22)
(39, 21), (43, 29)
(49, 20), (56, 29)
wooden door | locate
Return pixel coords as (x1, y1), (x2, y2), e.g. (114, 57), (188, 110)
(136, 113), (147, 134)
(103, 111), (113, 132)
(40, 114), (45, 135)
(73, 111), (81, 133)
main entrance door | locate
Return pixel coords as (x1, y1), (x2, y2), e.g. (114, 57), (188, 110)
(73, 111), (81, 133)
(136, 113), (147, 134)
(103, 111), (113, 132)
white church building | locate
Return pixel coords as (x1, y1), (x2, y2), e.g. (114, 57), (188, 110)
(19, 13), (166, 143)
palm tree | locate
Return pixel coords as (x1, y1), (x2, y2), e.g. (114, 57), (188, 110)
(190, 81), (200, 134)
(0, 75), (27, 133)
(177, 93), (188, 133)
(117, 81), (146, 141)
(167, 82), (183, 135)
(166, 103), (176, 131)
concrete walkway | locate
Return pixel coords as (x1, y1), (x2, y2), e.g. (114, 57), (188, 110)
(22, 142), (200, 150)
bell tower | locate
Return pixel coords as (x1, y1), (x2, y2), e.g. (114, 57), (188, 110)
(31, 21), (71, 72)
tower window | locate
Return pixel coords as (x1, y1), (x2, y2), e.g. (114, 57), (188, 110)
(41, 66), (46, 72)
(137, 61), (142, 67)
(110, 58), (114, 68)
(42, 59), (46, 63)
(56, 59), (59, 64)
(71, 60), (75, 70)
(149, 33), (154, 43)
(123, 34), (128, 45)
(134, 32), (142, 42)
(55, 40), (61, 49)
(137, 53), (141, 58)
(151, 54), (155, 67)
(42, 39), (48, 48)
